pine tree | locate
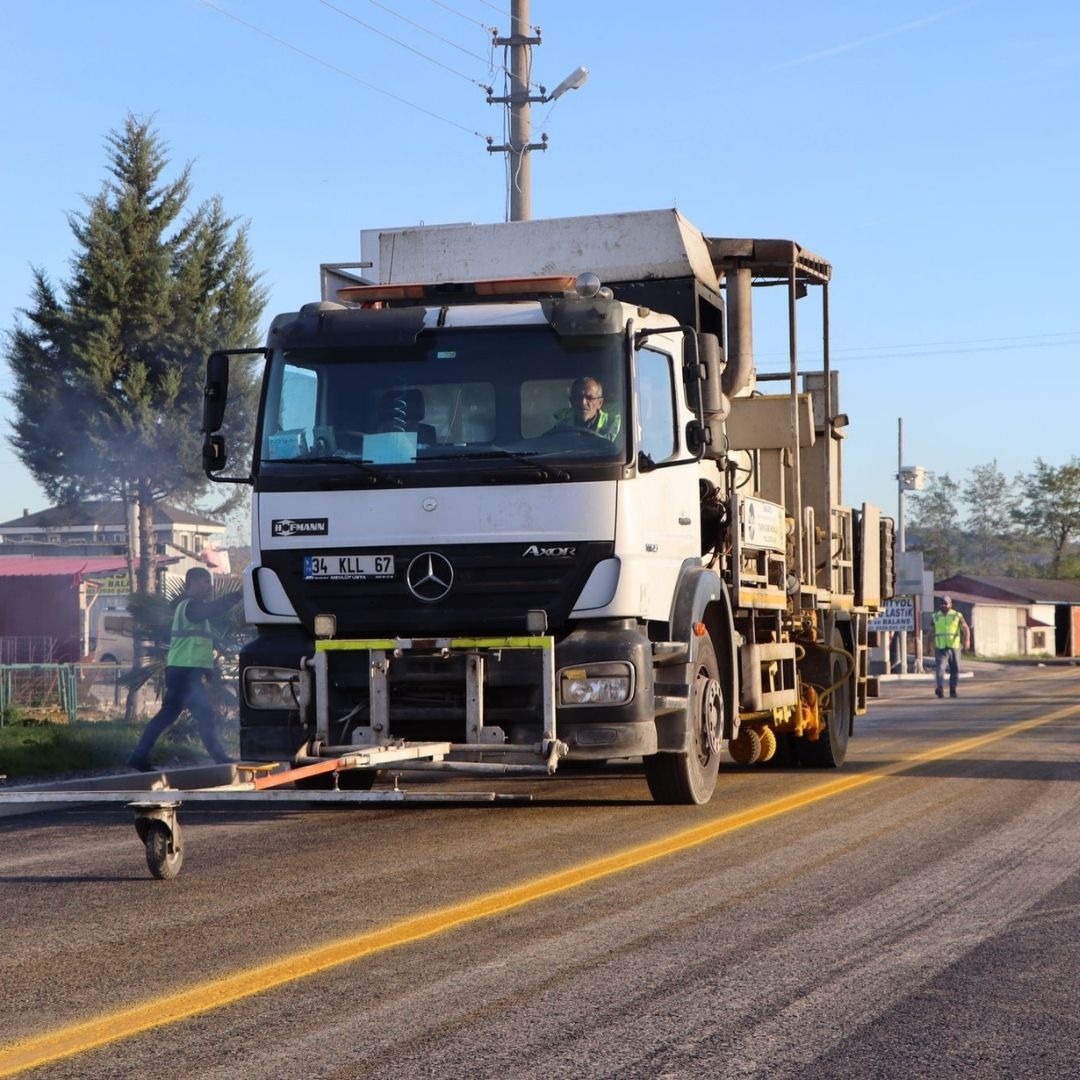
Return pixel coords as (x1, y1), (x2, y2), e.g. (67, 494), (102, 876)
(5, 114), (266, 594)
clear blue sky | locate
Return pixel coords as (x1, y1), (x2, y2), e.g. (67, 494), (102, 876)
(2, 0), (1078, 524)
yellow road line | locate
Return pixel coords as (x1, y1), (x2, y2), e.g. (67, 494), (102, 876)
(2, 703), (1077, 1076)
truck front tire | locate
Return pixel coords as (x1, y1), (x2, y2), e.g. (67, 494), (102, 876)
(643, 638), (722, 805)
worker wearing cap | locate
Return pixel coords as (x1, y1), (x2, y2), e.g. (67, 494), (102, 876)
(932, 594), (970, 698)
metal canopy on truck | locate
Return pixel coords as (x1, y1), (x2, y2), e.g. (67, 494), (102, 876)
(358, 209), (722, 291)
(341, 211), (831, 344)
(706, 237), (832, 285)
(353, 210), (831, 293)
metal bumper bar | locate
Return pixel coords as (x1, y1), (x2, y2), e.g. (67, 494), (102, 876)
(0, 757), (531, 881)
(310, 635), (562, 768)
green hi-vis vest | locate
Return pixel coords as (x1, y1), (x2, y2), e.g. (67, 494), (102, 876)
(932, 609), (964, 649)
(166, 599), (214, 669)
(553, 407), (621, 441)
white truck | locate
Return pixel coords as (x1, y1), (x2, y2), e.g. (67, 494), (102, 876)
(202, 209), (893, 804)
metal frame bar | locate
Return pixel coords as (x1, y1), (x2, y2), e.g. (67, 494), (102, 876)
(313, 635), (560, 762)
(0, 788), (527, 806)
(0, 758), (532, 879)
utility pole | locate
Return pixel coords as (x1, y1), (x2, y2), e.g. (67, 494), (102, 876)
(508, 0), (536, 222)
(898, 418), (907, 676)
(897, 419), (928, 676)
(486, 0), (588, 221)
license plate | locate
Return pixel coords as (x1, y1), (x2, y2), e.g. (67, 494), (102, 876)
(303, 554), (395, 580)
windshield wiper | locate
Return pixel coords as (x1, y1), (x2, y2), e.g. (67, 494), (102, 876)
(430, 449), (570, 481)
(273, 456), (403, 486)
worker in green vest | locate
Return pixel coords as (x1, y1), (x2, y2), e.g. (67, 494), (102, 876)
(128, 567), (243, 771)
(549, 376), (621, 441)
(932, 593), (970, 698)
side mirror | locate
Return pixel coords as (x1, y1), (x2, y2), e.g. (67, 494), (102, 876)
(697, 333), (730, 421)
(686, 418), (727, 461)
(685, 421), (706, 457)
(203, 352), (230, 434)
(203, 433), (227, 474)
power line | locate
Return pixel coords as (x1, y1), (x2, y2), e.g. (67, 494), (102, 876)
(471, 0), (511, 17)
(363, 0), (490, 66)
(755, 334), (1080, 369)
(197, 0), (488, 139)
(754, 329), (1080, 366)
(365, 0), (539, 91)
(427, 0), (494, 31)
(830, 329), (1080, 356)
(320, 0), (488, 88)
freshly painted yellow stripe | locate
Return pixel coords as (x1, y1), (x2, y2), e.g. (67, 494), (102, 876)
(2, 702), (1076, 1077)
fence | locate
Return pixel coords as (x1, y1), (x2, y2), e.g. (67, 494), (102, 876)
(0, 664), (162, 725)
(0, 637), (59, 664)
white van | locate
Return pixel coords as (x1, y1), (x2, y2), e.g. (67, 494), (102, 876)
(92, 609), (134, 665)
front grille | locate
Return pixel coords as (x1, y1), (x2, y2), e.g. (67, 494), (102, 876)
(261, 541), (614, 636)
(325, 647), (544, 744)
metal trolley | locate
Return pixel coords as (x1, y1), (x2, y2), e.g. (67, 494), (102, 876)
(0, 636), (560, 880)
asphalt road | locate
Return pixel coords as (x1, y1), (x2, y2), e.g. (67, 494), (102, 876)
(1, 666), (1079, 1079)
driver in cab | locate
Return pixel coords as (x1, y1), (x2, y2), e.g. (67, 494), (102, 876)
(549, 376), (621, 441)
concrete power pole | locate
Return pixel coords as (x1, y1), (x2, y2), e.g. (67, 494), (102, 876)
(487, 0), (542, 221)
(487, 0), (588, 221)
(507, 0), (534, 222)
(898, 418), (906, 676)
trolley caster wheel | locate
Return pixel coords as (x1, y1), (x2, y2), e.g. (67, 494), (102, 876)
(144, 821), (183, 880)
(134, 815), (184, 880)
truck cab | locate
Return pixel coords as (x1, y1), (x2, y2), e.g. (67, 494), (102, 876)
(204, 211), (890, 804)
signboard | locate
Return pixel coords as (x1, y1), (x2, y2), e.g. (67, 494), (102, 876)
(896, 550), (925, 595)
(869, 597), (914, 631)
(739, 497), (786, 552)
(87, 572), (131, 595)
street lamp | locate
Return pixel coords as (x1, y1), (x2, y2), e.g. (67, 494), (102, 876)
(543, 65), (589, 102)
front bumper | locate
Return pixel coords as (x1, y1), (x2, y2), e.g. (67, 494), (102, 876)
(238, 621), (662, 764)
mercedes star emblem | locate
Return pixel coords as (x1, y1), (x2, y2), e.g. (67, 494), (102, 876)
(406, 551), (454, 602)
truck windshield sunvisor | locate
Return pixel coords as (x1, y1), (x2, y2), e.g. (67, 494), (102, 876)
(256, 326), (628, 472)
(269, 306), (426, 350)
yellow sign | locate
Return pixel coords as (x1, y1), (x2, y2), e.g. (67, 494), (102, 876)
(87, 572), (131, 595)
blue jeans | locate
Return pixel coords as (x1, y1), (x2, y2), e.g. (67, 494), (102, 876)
(130, 666), (230, 764)
(935, 647), (961, 694)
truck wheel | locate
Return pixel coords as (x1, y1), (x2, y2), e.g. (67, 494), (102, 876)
(644, 638), (722, 805)
(799, 635), (851, 768)
(763, 731), (800, 768)
(144, 821), (183, 880)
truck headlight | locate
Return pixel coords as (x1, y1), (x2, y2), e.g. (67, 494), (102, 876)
(558, 662), (634, 706)
(244, 666), (302, 710)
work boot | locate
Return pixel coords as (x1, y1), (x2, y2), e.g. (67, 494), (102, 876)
(950, 690), (958, 698)
(935, 687), (943, 698)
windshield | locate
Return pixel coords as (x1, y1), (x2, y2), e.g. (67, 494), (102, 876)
(258, 326), (627, 473)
